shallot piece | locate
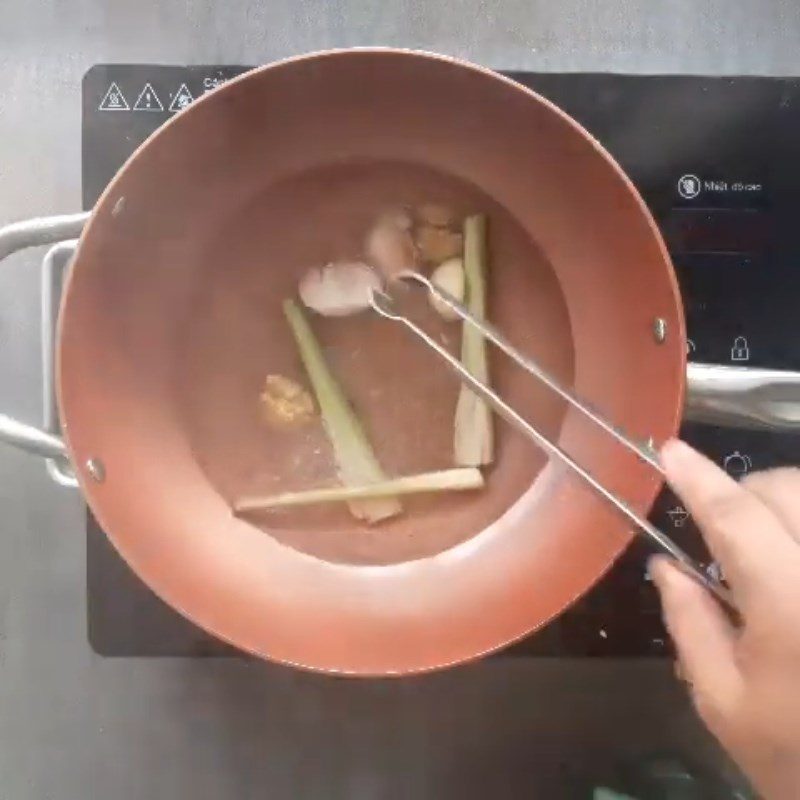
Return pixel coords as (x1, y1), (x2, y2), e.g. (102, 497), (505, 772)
(415, 224), (463, 265)
(429, 257), (465, 321)
(366, 213), (419, 278)
(298, 261), (383, 317)
(417, 203), (457, 229)
(378, 207), (414, 232)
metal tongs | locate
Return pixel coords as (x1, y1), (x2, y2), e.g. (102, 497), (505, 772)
(370, 273), (735, 612)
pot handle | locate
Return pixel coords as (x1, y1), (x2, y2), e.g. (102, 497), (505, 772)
(685, 363), (800, 431)
(0, 213), (90, 463)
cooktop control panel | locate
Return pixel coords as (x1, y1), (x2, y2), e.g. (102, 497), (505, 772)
(83, 66), (800, 658)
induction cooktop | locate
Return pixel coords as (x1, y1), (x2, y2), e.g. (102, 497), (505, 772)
(81, 65), (800, 657)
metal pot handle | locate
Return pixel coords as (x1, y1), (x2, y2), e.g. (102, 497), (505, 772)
(685, 363), (800, 431)
(0, 214), (90, 465)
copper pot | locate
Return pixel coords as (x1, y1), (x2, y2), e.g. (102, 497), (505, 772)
(1, 50), (798, 675)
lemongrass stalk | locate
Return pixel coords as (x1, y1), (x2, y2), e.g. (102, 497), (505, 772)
(283, 299), (401, 523)
(454, 214), (494, 465)
(234, 467), (483, 513)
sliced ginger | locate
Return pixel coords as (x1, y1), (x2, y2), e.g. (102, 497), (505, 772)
(259, 374), (315, 429)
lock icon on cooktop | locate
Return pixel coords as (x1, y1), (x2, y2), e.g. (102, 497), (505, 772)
(731, 336), (750, 362)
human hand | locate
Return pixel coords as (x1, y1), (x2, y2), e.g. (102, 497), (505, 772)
(650, 440), (800, 800)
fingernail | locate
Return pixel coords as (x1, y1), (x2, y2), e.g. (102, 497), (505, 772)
(649, 555), (687, 594)
(660, 439), (709, 483)
(660, 438), (695, 469)
(647, 555), (670, 587)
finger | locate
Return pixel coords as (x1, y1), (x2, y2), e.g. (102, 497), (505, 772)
(660, 440), (793, 592)
(650, 556), (742, 722)
(743, 468), (800, 545)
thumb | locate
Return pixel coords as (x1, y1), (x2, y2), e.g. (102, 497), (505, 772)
(650, 556), (742, 724)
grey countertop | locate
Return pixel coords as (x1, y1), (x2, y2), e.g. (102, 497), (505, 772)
(2, 1), (799, 797)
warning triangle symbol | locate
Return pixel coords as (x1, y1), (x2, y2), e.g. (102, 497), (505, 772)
(133, 83), (164, 112)
(98, 82), (130, 111)
(168, 83), (194, 113)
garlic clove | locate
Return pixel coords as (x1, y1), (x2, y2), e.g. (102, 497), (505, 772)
(429, 257), (465, 321)
(298, 261), (382, 317)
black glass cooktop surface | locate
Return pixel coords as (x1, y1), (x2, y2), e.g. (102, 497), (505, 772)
(82, 65), (800, 657)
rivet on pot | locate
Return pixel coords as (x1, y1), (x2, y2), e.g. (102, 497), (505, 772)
(86, 457), (106, 483)
(639, 436), (658, 461)
(653, 317), (667, 344)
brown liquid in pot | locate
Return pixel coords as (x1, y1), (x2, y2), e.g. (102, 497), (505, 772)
(175, 160), (574, 565)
